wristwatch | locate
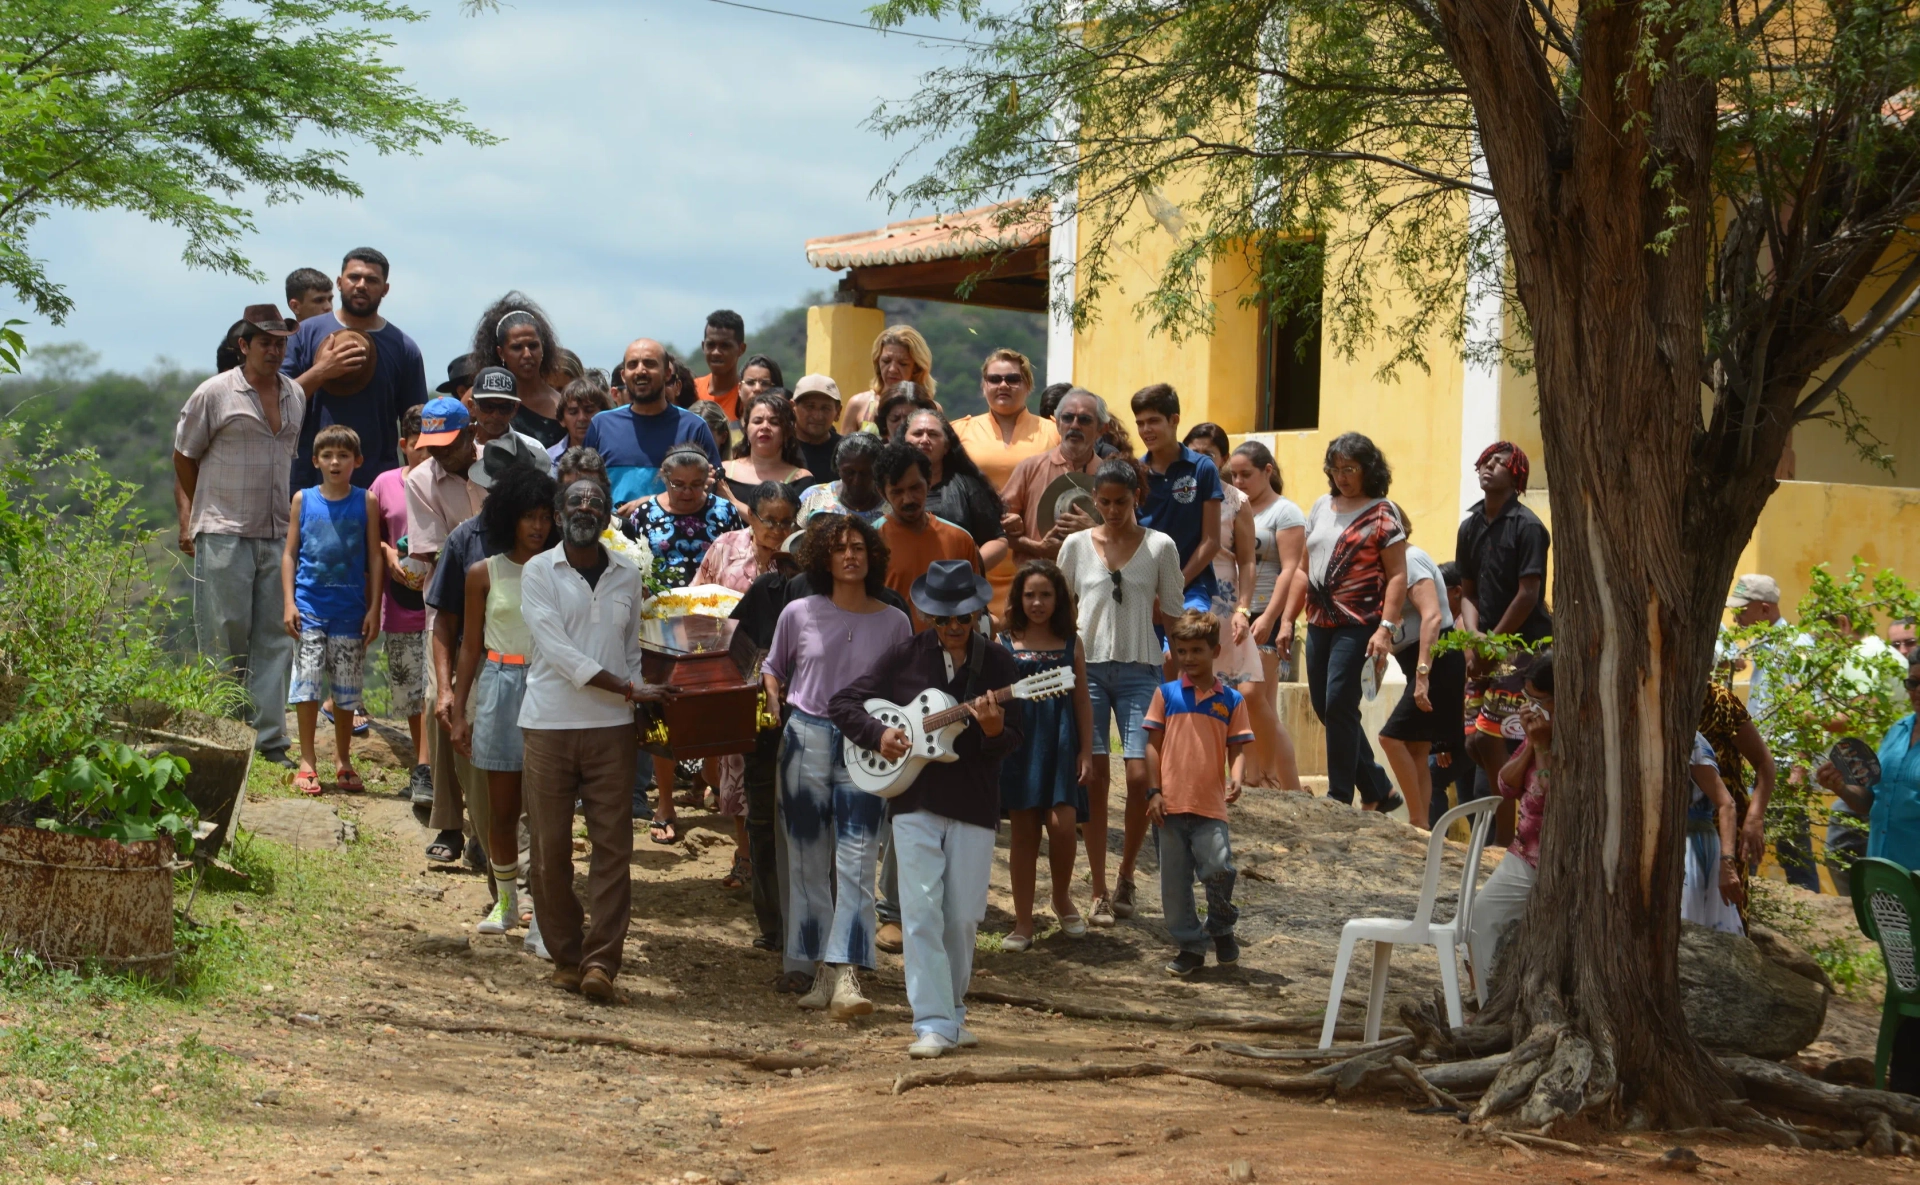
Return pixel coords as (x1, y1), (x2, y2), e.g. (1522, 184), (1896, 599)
(1236, 606), (1253, 619)
(1416, 662), (1432, 675)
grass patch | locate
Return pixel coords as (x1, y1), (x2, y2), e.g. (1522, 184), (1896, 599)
(0, 775), (394, 1181)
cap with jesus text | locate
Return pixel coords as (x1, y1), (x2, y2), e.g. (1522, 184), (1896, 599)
(470, 366), (520, 404)
(1726, 574), (1782, 609)
(417, 396), (471, 447)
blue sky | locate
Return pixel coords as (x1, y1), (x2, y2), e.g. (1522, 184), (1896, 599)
(10, 1), (969, 376)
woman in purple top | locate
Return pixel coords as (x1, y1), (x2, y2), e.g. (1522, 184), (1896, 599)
(761, 513), (911, 1013)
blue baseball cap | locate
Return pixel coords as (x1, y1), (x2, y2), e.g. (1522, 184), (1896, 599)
(418, 395), (471, 446)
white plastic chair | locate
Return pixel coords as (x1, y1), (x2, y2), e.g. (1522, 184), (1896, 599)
(1318, 796), (1500, 1048)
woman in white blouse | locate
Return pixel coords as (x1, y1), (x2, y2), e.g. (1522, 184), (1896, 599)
(1057, 458), (1185, 929)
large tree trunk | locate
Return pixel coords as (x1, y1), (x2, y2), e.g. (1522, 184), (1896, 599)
(1435, 0), (1791, 1126)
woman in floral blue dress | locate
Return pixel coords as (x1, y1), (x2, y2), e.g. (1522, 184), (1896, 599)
(620, 444), (744, 842)
(624, 446), (746, 588)
(997, 561), (1093, 950)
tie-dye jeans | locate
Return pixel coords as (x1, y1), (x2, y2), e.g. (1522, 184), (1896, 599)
(779, 710), (886, 969)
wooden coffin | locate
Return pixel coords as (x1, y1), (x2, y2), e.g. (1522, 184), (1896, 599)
(636, 615), (762, 759)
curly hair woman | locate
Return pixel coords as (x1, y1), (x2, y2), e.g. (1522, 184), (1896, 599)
(761, 513), (911, 1016)
(471, 292), (567, 448)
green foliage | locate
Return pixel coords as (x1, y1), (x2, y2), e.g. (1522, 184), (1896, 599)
(0, 343), (209, 531)
(1746, 876), (1886, 995)
(1729, 560), (1919, 837)
(0, 420), (243, 837)
(868, 0), (1920, 454)
(0, 0), (495, 321)
(1430, 629), (1551, 672)
(24, 741), (195, 850)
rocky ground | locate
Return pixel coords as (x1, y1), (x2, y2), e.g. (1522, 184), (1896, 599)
(82, 717), (1904, 1184)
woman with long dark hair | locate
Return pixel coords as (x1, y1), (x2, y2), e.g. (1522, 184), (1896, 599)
(900, 407), (1008, 573)
(724, 391), (812, 499)
(1234, 440), (1307, 789)
(1055, 459), (1185, 927)
(1278, 432), (1407, 812)
(472, 293), (567, 448)
(762, 513), (912, 1017)
(997, 561), (1093, 948)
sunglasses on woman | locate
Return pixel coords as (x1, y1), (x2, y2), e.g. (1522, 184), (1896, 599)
(1110, 568), (1124, 604)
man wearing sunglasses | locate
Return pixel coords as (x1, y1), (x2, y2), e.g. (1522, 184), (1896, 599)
(829, 560), (1022, 1059)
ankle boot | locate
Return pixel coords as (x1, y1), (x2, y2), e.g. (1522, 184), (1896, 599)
(827, 964), (874, 1020)
(796, 963), (831, 1010)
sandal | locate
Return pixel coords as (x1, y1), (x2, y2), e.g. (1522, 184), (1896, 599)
(293, 769), (322, 796)
(425, 830), (463, 864)
(649, 815), (679, 845)
(721, 853), (752, 889)
(334, 766), (365, 793)
(773, 970), (813, 994)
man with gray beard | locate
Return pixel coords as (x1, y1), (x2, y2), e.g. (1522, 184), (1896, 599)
(518, 476), (670, 1002)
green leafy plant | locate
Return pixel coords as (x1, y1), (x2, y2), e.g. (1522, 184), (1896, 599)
(20, 741), (195, 850)
(1429, 630), (1552, 673)
(1726, 560), (1919, 842)
(0, 418), (243, 846)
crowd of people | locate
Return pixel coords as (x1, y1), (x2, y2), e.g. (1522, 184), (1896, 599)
(171, 247), (1920, 1058)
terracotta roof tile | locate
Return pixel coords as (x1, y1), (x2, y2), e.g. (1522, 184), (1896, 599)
(805, 200), (1050, 269)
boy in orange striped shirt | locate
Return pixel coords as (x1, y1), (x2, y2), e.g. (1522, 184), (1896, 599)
(1144, 610), (1254, 977)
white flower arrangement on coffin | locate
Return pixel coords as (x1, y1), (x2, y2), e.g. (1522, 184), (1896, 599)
(643, 584), (743, 621)
(600, 524), (653, 582)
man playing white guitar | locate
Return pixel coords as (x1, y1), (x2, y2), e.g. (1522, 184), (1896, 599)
(830, 560), (1023, 1059)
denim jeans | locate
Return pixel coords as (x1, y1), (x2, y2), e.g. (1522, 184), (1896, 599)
(893, 810), (995, 1043)
(779, 710), (886, 968)
(1156, 813), (1238, 953)
(1306, 623), (1393, 806)
(743, 726), (782, 947)
(192, 532), (295, 756)
(876, 826), (901, 925)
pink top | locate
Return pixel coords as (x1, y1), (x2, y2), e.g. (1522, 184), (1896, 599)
(369, 466), (427, 633)
(692, 528), (769, 594)
(1495, 739), (1548, 867)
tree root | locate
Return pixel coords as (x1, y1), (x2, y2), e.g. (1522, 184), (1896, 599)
(962, 987), (1397, 1041)
(889, 1060), (1333, 1097)
(1470, 1022), (1561, 1121)
(1210, 1035), (1416, 1063)
(375, 1013), (827, 1071)
(1721, 1055), (1920, 1148)
(1392, 1055), (1466, 1112)
(1398, 998), (1511, 1058)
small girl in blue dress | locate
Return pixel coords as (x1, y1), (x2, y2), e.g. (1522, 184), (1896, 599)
(998, 561), (1095, 949)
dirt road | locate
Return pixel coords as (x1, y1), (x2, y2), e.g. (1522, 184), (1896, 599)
(144, 723), (1897, 1185)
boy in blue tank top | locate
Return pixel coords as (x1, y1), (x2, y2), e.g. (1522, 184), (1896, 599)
(280, 424), (384, 794)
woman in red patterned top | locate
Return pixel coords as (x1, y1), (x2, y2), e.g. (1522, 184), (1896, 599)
(1278, 432), (1408, 811)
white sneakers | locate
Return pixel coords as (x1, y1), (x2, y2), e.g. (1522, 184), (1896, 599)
(477, 896), (514, 935)
(908, 1032), (955, 1059)
(956, 1027), (979, 1048)
(523, 911), (549, 961)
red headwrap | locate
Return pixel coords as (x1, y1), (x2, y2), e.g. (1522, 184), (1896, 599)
(1475, 441), (1530, 494)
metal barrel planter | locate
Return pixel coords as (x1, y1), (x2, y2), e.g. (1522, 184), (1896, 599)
(0, 825), (179, 978)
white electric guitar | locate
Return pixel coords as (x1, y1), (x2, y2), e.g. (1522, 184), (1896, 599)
(844, 666), (1077, 797)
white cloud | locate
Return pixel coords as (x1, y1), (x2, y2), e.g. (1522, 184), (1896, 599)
(9, 0), (968, 374)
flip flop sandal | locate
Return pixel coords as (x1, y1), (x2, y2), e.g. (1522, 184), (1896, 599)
(721, 854), (752, 889)
(425, 832), (462, 863)
(334, 766), (365, 793)
(772, 971), (813, 994)
(293, 769), (323, 796)
(649, 815), (679, 845)
(352, 713), (371, 737)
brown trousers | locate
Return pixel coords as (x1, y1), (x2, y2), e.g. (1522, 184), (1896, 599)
(523, 723), (638, 976)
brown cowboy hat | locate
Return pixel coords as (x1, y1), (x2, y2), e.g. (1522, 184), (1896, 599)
(322, 328), (378, 397)
(240, 303), (296, 338)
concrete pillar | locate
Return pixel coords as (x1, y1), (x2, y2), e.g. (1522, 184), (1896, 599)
(805, 304), (887, 415)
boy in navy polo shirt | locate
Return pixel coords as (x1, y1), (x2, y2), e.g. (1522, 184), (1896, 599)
(1131, 383), (1221, 614)
(1144, 610), (1253, 976)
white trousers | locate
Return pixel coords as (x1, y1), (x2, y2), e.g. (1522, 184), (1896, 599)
(1466, 851), (1535, 986)
(893, 811), (995, 1043)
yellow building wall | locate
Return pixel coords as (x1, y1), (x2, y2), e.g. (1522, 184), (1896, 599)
(1069, 190), (1476, 543)
(1791, 265), (1920, 487)
(804, 304), (887, 415)
(1729, 480), (1920, 620)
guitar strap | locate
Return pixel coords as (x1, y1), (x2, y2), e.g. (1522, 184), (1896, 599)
(962, 633), (988, 702)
